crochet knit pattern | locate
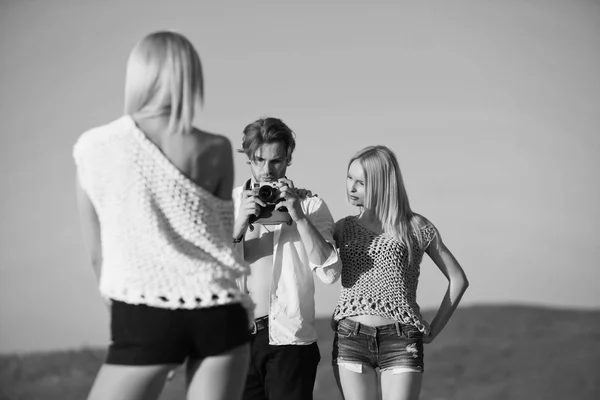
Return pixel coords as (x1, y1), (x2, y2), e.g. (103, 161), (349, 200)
(73, 116), (250, 310)
(333, 216), (437, 334)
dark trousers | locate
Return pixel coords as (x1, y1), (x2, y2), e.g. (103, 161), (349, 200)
(242, 329), (321, 400)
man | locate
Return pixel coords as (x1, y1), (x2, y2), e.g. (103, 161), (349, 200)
(232, 117), (341, 400)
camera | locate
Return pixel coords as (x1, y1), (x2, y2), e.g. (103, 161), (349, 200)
(255, 181), (281, 205)
(249, 181), (292, 226)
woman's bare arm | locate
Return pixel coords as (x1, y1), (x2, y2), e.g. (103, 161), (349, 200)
(423, 227), (469, 343)
(75, 176), (103, 282)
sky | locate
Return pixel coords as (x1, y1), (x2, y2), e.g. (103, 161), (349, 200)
(1, 0), (599, 353)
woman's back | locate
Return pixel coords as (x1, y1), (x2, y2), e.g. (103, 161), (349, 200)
(136, 117), (234, 200)
(79, 31), (251, 400)
(73, 115), (248, 309)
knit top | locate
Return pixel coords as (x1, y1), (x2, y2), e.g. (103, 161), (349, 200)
(333, 216), (437, 334)
(73, 116), (250, 310)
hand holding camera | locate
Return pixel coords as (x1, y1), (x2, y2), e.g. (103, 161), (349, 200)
(249, 180), (294, 226)
(234, 178), (314, 237)
(254, 181), (286, 210)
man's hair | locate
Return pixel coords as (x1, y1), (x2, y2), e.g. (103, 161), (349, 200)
(349, 145), (423, 264)
(124, 31), (203, 135)
(240, 117), (296, 165)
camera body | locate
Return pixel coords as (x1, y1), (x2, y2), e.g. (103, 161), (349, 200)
(250, 181), (292, 226)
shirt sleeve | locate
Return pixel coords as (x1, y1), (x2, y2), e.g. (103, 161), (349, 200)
(420, 223), (438, 250)
(306, 197), (341, 284)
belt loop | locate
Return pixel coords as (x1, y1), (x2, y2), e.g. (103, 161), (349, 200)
(395, 322), (402, 337)
(353, 320), (360, 336)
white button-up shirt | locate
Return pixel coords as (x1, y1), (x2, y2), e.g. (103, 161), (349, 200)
(233, 183), (341, 345)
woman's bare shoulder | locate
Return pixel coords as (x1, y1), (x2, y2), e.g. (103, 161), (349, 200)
(191, 128), (232, 151)
(412, 213), (430, 227)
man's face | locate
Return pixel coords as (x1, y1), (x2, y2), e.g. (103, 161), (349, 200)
(250, 142), (289, 182)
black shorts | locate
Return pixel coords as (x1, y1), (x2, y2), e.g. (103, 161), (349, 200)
(107, 300), (251, 365)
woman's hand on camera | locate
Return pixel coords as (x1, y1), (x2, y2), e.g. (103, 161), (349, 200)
(296, 188), (315, 198)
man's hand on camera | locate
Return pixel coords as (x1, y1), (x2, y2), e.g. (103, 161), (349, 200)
(233, 189), (265, 236)
(276, 178), (306, 222)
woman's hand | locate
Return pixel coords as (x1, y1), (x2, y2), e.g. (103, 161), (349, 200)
(296, 188), (315, 198)
(422, 333), (434, 344)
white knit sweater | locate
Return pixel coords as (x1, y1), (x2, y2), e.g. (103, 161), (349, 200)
(73, 116), (250, 310)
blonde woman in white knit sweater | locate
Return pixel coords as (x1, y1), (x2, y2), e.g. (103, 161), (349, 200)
(74, 31), (251, 400)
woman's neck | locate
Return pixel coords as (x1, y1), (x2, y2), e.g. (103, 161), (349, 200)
(358, 209), (382, 229)
(133, 115), (171, 137)
(358, 208), (376, 220)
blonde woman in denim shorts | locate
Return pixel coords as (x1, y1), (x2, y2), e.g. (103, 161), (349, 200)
(331, 145), (469, 400)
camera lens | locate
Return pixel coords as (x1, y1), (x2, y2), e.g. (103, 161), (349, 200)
(258, 185), (276, 202)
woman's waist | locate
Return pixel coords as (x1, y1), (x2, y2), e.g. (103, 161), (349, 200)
(334, 301), (430, 335)
(337, 317), (422, 338)
(100, 281), (249, 310)
(347, 314), (398, 327)
(336, 288), (419, 310)
(334, 298), (426, 324)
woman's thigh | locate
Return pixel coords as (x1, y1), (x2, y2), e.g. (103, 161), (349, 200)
(380, 369), (422, 400)
(87, 363), (177, 400)
(186, 343), (250, 400)
(336, 363), (379, 400)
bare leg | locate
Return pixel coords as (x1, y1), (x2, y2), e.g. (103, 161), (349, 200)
(337, 362), (378, 400)
(380, 369), (422, 400)
(333, 365), (345, 399)
(87, 363), (178, 400)
(186, 343), (250, 400)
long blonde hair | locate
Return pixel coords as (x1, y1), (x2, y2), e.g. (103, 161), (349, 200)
(124, 31), (203, 135)
(349, 145), (423, 264)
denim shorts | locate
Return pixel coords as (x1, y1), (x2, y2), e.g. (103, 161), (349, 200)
(332, 318), (425, 373)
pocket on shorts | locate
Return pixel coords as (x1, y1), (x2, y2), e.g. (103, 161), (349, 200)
(404, 327), (423, 340)
(336, 322), (355, 338)
(378, 332), (425, 369)
(379, 325), (422, 343)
